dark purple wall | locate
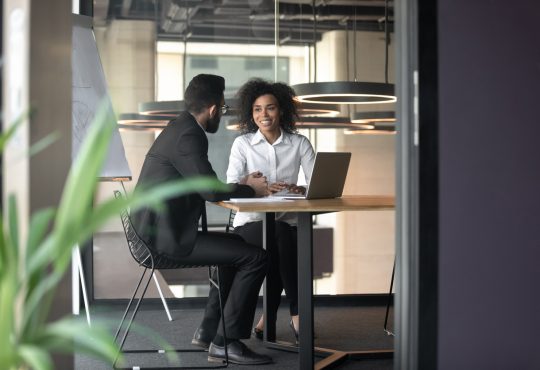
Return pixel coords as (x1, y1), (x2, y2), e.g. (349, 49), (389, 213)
(437, 1), (540, 369)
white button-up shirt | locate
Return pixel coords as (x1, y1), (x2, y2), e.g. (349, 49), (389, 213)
(227, 129), (315, 227)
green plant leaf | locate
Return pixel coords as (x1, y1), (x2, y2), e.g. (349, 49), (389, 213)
(0, 209), (18, 364)
(26, 208), (56, 260)
(79, 177), (230, 244)
(1, 99), (230, 369)
(39, 318), (119, 365)
(27, 132), (62, 158)
(7, 194), (19, 260)
(0, 268), (17, 368)
(0, 109), (33, 153)
(52, 101), (116, 261)
(0, 214), (7, 272)
(18, 344), (53, 370)
(22, 270), (64, 337)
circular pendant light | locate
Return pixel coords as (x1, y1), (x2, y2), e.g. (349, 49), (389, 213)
(296, 101), (341, 116)
(138, 101), (185, 117)
(227, 116), (374, 131)
(297, 116), (354, 129)
(344, 127), (396, 135)
(292, 2), (396, 106)
(293, 81), (396, 105)
(345, 122), (396, 135)
(139, 98), (340, 118)
(118, 113), (171, 131)
(351, 110), (396, 124)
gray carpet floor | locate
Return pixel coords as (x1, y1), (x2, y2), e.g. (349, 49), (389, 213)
(76, 304), (394, 370)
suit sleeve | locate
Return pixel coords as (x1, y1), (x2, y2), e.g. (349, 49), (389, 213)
(171, 128), (255, 202)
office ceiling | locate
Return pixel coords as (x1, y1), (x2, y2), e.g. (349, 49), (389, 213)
(96, 0), (394, 45)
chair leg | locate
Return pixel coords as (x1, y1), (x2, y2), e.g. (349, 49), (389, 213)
(383, 259), (395, 336)
(113, 266), (229, 369)
(153, 272), (173, 321)
(113, 267), (154, 368)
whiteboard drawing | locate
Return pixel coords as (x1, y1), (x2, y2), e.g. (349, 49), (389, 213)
(72, 15), (131, 180)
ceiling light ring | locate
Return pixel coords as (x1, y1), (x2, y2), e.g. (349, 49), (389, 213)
(293, 81), (396, 105)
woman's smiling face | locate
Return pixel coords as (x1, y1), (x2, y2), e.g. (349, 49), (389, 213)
(252, 94), (281, 135)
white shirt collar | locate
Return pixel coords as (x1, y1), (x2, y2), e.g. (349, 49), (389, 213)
(250, 128), (290, 146)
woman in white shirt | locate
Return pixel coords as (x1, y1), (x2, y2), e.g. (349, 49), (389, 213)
(227, 78), (315, 342)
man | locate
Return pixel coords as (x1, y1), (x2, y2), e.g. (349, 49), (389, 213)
(133, 74), (272, 365)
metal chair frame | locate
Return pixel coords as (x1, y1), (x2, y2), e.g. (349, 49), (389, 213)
(224, 209), (236, 234)
(383, 260), (395, 336)
(112, 190), (228, 369)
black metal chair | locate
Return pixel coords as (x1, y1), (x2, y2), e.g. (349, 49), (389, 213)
(225, 209), (236, 234)
(383, 259), (395, 336)
(112, 190), (228, 369)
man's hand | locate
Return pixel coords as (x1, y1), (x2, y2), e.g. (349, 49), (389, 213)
(244, 171), (270, 197)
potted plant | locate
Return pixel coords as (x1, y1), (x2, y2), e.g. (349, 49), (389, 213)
(0, 106), (227, 370)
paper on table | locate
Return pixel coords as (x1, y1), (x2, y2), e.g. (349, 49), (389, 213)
(225, 197), (294, 203)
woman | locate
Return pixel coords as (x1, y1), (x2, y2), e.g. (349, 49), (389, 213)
(226, 78), (315, 342)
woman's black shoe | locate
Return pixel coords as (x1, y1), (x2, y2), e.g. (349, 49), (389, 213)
(252, 327), (263, 340)
(289, 320), (299, 344)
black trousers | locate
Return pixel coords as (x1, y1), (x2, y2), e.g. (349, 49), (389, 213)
(234, 221), (299, 317)
(181, 231), (268, 339)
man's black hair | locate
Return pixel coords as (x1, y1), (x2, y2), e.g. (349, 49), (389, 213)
(184, 74), (225, 114)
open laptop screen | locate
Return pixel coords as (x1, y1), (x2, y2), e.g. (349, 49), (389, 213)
(272, 152), (351, 200)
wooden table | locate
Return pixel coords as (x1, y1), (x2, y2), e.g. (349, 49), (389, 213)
(216, 195), (395, 369)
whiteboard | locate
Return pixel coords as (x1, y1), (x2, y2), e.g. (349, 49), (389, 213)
(72, 14), (131, 181)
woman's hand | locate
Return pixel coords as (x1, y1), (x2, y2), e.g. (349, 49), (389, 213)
(287, 184), (306, 195)
(268, 181), (289, 193)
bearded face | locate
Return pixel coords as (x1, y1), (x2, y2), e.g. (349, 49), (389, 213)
(205, 109), (221, 133)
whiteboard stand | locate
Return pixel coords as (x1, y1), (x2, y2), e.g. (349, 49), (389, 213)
(72, 246), (91, 326)
(153, 273), (173, 321)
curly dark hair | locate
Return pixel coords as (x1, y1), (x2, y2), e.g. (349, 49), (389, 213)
(236, 78), (298, 134)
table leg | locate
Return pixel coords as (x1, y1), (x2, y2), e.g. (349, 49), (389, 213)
(263, 212), (277, 342)
(297, 212), (314, 370)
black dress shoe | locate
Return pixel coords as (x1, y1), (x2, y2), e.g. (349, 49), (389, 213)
(191, 327), (214, 350)
(252, 327), (263, 340)
(208, 340), (272, 365)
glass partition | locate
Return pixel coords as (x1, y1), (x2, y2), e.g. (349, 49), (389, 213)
(92, 1), (395, 300)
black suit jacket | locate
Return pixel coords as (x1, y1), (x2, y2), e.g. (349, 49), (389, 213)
(132, 111), (254, 259)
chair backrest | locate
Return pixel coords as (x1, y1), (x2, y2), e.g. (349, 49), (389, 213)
(114, 190), (154, 267)
(114, 190), (181, 270)
(225, 209), (236, 233)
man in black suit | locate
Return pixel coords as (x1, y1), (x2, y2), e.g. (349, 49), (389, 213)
(133, 74), (272, 365)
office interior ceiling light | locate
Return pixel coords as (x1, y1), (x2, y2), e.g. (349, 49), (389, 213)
(344, 128), (395, 135)
(351, 110), (396, 124)
(297, 116), (364, 129)
(139, 99), (239, 117)
(293, 2), (396, 105)
(294, 81), (396, 105)
(344, 122), (396, 135)
(139, 101), (185, 117)
(227, 116), (373, 131)
(118, 113), (171, 131)
(296, 101), (341, 116)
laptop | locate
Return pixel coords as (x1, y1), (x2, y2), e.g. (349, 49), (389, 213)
(272, 152), (351, 200)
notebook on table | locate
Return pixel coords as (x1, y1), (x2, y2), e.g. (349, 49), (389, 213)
(271, 152), (351, 200)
